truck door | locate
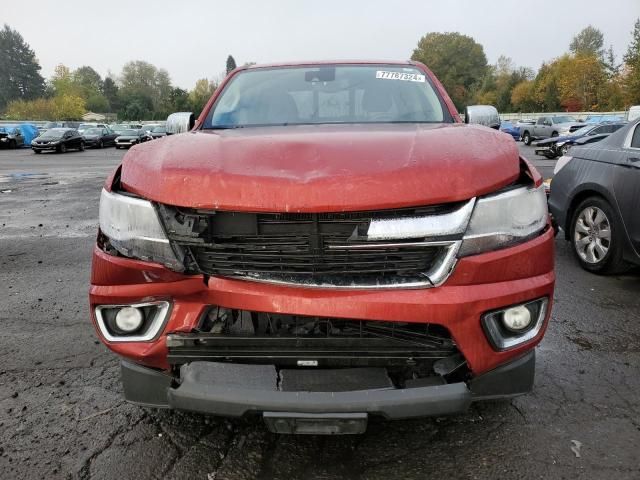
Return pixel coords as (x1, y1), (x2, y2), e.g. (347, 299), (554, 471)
(616, 123), (640, 253)
(534, 117), (546, 137)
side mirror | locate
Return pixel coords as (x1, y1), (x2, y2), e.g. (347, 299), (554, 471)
(464, 105), (500, 130)
(166, 112), (196, 135)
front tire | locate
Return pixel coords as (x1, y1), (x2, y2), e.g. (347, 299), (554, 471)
(99, 140), (104, 149)
(570, 197), (628, 274)
(523, 132), (532, 146)
(58, 143), (67, 153)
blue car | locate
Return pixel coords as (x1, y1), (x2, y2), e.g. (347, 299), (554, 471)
(499, 120), (520, 140)
(534, 122), (626, 158)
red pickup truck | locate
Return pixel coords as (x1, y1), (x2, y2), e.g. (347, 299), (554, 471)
(91, 61), (554, 434)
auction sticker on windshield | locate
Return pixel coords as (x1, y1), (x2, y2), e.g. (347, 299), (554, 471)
(376, 70), (425, 82)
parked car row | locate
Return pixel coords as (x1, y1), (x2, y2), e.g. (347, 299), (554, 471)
(29, 123), (166, 154)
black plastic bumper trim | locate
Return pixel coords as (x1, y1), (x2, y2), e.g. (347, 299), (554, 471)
(120, 349), (536, 418)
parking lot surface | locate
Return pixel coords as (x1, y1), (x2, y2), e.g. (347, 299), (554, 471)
(0, 144), (639, 480)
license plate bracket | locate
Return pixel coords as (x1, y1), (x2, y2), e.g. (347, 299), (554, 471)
(263, 412), (368, 435)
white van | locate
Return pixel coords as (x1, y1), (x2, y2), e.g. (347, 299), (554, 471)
(628, 105), (640, 122)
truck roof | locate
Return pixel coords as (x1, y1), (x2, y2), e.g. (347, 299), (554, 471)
(239, 59), (416, 71)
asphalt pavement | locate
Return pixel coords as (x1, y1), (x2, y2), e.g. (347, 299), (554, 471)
(0, 142), (638, 480)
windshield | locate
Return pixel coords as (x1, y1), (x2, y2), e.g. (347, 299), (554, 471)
(572, 125), (595, 136)
(40, 129), (66, 139)
(84, 128), (102, 135)
(120, 129), (138, 136)
(552, 115), (576, 123)
(204, 65), (449, 129)
(152, 126), (166, 133)
(78, 124), (94, 130)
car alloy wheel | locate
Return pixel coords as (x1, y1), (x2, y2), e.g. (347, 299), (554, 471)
(523, 133), (531, 145)
(573, 206), (611, 264)
(60, 143), (67, 153)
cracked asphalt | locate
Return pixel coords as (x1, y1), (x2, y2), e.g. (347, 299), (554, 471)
(0, 144), (639, 480)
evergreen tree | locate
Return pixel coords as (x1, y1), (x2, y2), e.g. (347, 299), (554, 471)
(0, 24), (45, 111)
(226, 55), (237, 74)
(623, 19), (640, 104)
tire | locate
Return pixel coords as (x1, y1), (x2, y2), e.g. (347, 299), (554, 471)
(561, 144), (570, 156)
(79, 142), (85, 152)
(99, 140), (104, 149)
(523, 132), (532, 146)
(570, 196), (628, 274)
(58, 143), (67, 153)
(551, 131), (559, 137)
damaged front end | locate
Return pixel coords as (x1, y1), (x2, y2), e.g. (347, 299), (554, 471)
(119, 307), (536, 434)
(167, 307), (467, 382)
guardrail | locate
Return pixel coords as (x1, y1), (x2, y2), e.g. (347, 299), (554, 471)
(498, 111), (627, 121)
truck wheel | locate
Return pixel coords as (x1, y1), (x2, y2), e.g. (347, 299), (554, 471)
(523, 132), (531, 145)
(570, 197), (628, 274)
(551, 131), (559, 137)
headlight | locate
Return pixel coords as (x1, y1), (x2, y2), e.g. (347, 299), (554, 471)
(459, 185), (548, 256)
(99, 189), (183, 270)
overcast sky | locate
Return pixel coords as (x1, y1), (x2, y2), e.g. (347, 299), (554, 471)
(4, 0), (640, 89)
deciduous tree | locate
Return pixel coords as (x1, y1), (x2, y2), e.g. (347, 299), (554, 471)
(570, 25), (605, 59)
(411, 32), (488, 111)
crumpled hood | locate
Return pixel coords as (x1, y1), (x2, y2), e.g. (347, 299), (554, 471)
(120, 123), (521, 212)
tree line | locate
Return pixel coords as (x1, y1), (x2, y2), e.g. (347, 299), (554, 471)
(412, 22), (640, 113)
(1, 21), (640, 121)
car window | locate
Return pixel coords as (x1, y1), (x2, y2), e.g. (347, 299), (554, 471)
(537, 117), (545, 125)
(591, 126), (604, 135)
(631, 124), (640, 148)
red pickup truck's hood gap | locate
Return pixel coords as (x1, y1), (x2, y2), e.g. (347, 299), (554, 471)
(121, 123), (520, 212)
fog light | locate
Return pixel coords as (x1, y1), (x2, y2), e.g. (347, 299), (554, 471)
(502, 305), (532, 332)
(95, 301), (170, 342)
(481, 297), (549, 351)
(115, 307), (144, 333)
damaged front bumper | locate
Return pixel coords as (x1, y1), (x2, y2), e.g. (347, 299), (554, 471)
(121, 351), (535, 434)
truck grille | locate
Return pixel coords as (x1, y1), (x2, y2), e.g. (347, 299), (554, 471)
(159, 204), (465, 288)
